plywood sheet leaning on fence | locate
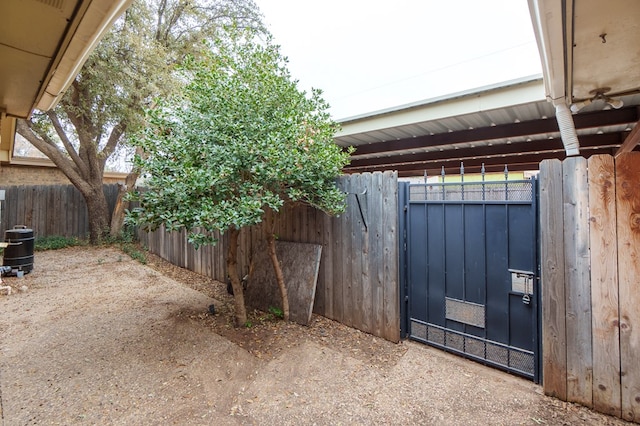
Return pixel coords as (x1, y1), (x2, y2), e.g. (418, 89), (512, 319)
(616, 152), (640, 423)
(588, 154), (621, 417)
(539, 159), (567, 400)
(245, 240), (322, 326)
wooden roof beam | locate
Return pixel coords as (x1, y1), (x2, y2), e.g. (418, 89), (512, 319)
(344, 144), (620, 175)
(347, 133), (624, 170)
(349, 107), (638, 157)
(615, 110), (640, 157)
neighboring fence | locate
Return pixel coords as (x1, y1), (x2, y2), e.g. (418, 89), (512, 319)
(139, 171), (401, 342)
(539, 153), (640, 422)
(140, 227), (229, 282)
(0, 184), (119, 238)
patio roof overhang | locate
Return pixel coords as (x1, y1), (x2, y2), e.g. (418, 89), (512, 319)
(0, 0), (133, 163)
(337, 76), (640, 177)
(338, 0), (640, 176)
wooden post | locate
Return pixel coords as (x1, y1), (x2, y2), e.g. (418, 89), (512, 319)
(616, 152), (640, 422)
(563, 156), (593, 407)
(588, 155), (621, 417)
(539, 159), (567, 400)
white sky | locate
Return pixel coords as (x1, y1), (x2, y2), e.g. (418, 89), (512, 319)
(255, 0), (542, 120)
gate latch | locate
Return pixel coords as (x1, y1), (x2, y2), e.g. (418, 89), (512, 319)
(508, 269), (534, 305)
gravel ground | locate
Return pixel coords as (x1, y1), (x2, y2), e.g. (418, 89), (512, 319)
(0, 246), (632, 425)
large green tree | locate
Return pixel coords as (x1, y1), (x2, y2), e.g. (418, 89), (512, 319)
(16, 0), (264, 243)
(129, 28), (352, 326)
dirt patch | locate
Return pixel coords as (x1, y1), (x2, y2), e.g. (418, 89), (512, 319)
(0, 246), (632, 425)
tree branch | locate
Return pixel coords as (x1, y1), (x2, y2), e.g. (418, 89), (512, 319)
(45, 110), (90, 178)
(155, 0), (167, 42)
(62, 81), (103, 182)
(101, 122), (126, 161)
(16, 120), (91, 193)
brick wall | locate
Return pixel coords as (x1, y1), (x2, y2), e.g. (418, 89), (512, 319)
(0, 163), (126, 186)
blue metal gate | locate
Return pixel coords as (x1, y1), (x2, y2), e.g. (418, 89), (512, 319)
(399, 176), (540, 381)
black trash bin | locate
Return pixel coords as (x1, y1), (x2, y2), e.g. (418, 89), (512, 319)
(3, 225), (35, 274)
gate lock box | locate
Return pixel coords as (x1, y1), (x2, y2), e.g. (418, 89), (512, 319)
(509, 269), (534, 305)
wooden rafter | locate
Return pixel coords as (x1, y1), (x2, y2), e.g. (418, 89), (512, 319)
(348, 107), (638, 157)
(615, 120), (640, 157)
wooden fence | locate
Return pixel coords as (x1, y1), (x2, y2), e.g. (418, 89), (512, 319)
(539, 152), (640, 422)
(0, 184), (119, 238)
(139, 171), (401, 342)
(139, 227), (229, 282)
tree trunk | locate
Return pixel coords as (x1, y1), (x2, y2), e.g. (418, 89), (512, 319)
(227, 227), (247, 326)
(16, 119), (111, 245)
(264, 208), (289, 321)
(110, 147), (143, 238)
(110, 183), (128, 238)
(266, 231), (289, 321)
(84, 186), (111, 244)
(110, 173), (139, 238)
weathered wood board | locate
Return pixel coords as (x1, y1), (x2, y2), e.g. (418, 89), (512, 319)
(588, 155), (621, 417)
(563, 156), (593, 407)
(616, 152), (640, 422)
(539, 159), (568, 400)
(245, 240), (322, 326)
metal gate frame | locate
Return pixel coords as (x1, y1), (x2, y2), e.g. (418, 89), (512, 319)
(399, 176), (541, 382)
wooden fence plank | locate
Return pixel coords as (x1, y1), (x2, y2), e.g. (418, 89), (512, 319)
(30, 186), (40, 236)
(382, 171), (400, 342)
(46, 186), (55, 235)
(369, 172), (384, 338)
(332, 177), (345, 323)
(588, 155), (621, 417)
(539, 158), (568, 400)
(341, 176), (354, 327)
(351, 173), (365, 332)
(616, 152), (640, 422)
(313, 206), (325, 315)
(321, 210), (334, 318)
(23, 184), (34, 230)
(563, 156), (593, 407)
